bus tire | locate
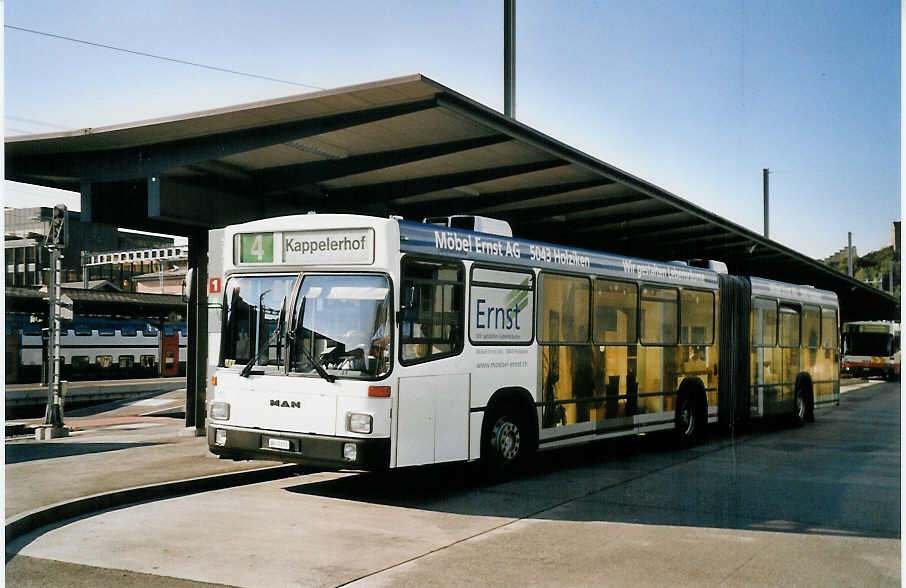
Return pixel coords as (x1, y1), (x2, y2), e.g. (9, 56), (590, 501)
(481, 406), (529, 480)
(794, 379), (815, 425)
(675, 388), (704, 447)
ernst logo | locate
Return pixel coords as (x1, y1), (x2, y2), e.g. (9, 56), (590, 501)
(270, 399), (301, 408)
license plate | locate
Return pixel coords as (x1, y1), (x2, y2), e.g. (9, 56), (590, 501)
(268, 438), (290, 450)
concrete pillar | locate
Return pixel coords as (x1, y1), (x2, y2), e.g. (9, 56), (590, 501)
(186, 230), (209, 434)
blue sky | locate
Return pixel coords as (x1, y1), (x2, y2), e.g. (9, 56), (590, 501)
(3, 0), (900, 258)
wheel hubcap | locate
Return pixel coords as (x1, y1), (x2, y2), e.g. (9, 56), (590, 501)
(681, 405), (694, 436)
(492, 419), (520, 461)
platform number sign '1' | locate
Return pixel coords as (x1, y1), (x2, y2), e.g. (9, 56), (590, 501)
(240, 233), (274, 263)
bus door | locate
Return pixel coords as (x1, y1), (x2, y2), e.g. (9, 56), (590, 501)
(395, 257), (470, 467)
(777, 305), (801, 412)
(161, 327), (179, 377)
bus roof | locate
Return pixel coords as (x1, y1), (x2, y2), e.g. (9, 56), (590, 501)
(749, 276), (838, 307)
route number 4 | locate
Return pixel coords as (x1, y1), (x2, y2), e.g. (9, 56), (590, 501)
(239, 233), (274, 264)
(250, 235), (265, 260)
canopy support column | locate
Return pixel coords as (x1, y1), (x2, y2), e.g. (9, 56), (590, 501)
(186, 230), (209, 433)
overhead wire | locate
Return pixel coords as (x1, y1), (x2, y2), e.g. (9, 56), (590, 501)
(5, 115), (70, 130)
(5, 24), (325, 91)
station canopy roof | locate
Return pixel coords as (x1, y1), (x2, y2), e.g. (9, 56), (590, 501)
(5, 74), (897, 320)
(6, 286), (185, 318)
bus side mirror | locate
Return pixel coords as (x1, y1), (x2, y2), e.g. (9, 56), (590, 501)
(182, 268), (195, 303)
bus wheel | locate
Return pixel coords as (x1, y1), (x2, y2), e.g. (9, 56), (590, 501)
(482, 409), (525, 479)
(675, 393), (701, 447)
(793, 377), (815, 425)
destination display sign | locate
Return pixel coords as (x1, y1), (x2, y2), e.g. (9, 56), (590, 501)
(398, 221), (719, 288)
(235, 228), (375, 265)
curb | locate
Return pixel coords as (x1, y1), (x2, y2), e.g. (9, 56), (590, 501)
(5, 463), (304, 545)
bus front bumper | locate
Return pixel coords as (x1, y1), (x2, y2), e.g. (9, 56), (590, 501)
(207, 423), (391, 470)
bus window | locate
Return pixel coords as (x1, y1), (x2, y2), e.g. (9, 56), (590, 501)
(140, 355), (156, 367)
(400, 258), (464, 364)
(640, 286), (678, 345)
(220, 274), (296, 367)
(821, 308), (837, 349)
(71, 356), (89, 368)
(119, 355), (134, 368)
(752, 298), (778, 347)
(96, 355), (113, 368)
(593, 279), (637, 345)
(779, 306), (800, 348)
(680, 289), (714, 345)
(539, 273), (589, 344)
(802, 305), (820, 349)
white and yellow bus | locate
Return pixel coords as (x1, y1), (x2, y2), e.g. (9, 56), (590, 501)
(842, 321), (900, 380)
(206, 213), (839, 473)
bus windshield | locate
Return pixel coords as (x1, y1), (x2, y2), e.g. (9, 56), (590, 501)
(220, 275), (296, 369)
(290, 274), (392, 379)
(844, 329), (896, 357)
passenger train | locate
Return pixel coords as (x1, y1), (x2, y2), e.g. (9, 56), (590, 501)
(5, 316), (187, 384)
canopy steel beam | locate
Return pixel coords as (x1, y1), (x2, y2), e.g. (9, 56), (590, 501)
(326, 160), (566, 209)
(661, 230), (746, 248)
(611, 220), (712, 240)
(8, 98), (439, 186)
(403, 178), (616, 219)
(569, 209), (688, 233)
(255, 134), (510, 193)
(512, 195), (659, 227)
(499, 192), (648, 223)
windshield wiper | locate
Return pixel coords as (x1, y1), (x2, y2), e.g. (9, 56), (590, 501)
(295, 296), (337, 383)
(240, 325), (283, 378)
(240, 295), (284, 378)
(297, 339), (337, 383)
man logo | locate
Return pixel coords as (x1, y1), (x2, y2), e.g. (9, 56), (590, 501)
(270, 399), (301, 408)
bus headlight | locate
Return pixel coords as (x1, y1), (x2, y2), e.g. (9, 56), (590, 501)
(214, 428), (227, 446)
(210, 402), (230, 420)
(346, 412), (373, 434)
(343, 442), (358, 461)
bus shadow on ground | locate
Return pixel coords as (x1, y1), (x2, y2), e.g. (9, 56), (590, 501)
(5, 442), (162, 464)
(284, 416), (899, 539)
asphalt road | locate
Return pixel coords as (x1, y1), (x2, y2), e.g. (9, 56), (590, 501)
(6, 381), (900, 587)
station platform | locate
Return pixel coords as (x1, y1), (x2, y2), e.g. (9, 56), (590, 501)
(5, 377), (187, 418)
(4, 377), (879, 545)
(5, 388), (302, 543)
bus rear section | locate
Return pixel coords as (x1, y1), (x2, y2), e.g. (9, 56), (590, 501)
(206, 216), (396, 469)
(748, 278), (840, 422)
(842, 321), (901, 380)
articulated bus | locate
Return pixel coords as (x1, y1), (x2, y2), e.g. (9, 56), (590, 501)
(206, 214), (839, 473)
(841, 321), (900, 380)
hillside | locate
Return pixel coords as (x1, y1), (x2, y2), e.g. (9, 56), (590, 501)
(824, 245), (900, 298)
